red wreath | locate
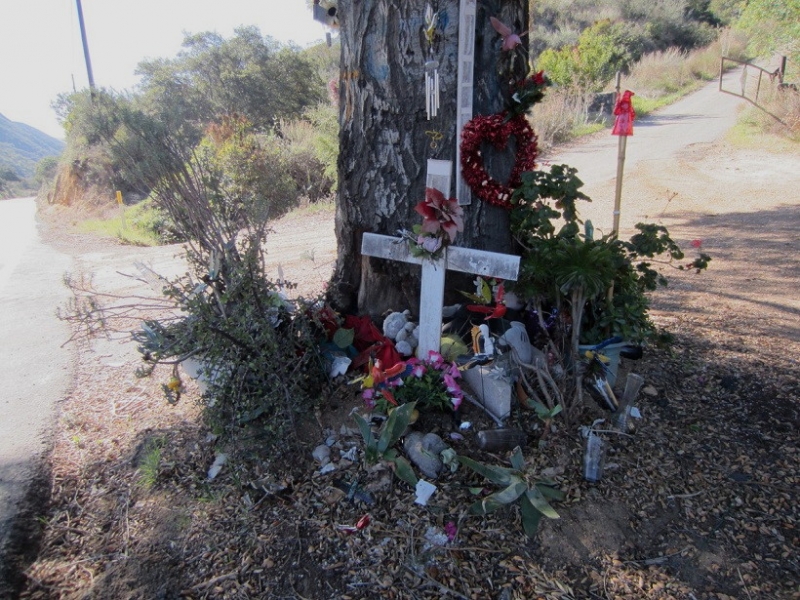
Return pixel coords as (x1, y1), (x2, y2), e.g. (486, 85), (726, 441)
(460, 112), (538, 209)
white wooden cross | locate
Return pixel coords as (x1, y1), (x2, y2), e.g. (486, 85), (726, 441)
(361, 159), (520, 358)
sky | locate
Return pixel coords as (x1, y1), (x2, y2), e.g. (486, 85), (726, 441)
(0, 0), (330, 140)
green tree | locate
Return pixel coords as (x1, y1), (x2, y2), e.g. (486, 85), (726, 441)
(536, 20), (644, 91)
(136, 27), (325, 133)
(736, 0), (800, 72)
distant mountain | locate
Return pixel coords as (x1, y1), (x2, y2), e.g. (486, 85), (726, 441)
(0, 113), (65, 179)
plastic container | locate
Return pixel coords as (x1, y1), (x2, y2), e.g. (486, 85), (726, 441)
(477, 428), (527, 452)
(583, 433), (606, 482)
(614, 373), (645, 432)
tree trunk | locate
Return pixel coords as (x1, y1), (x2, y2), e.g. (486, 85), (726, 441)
(329, 0), (529, 317)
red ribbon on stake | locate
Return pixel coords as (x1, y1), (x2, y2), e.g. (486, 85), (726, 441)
(612, 90), (635, 137)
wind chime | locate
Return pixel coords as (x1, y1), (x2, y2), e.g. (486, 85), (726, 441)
(424, 4), (441, 120)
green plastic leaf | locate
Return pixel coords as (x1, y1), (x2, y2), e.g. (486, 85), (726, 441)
(468, 486), (485, 496)
(509, 446), (525, 471)
(390, 455), (419, 487)
(458, 455), (514, 486)
(377, 402), (416, 454)
(526, 487), (561, 519)
(520, 492), (544, 537)
(332, 327), (355, 349)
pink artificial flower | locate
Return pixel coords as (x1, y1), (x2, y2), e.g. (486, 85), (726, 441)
(443, 373), (460, 395)
(444, 521), (458, 542)
(417, 234), (443, 253)
(451, 396), (462, 410)
(427, 350), (445, 368)
(362, 388), (375, 409)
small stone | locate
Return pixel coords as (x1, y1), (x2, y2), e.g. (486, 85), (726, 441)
(642, 385), (658, 396)
(404, 432), (448, 479)
(312, 444), (331, 465)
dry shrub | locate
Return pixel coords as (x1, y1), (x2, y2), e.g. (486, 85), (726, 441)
(625, 31), (750, 97)
(626, 48), (694, 95)
(530, 89), (593, 153)
(744, 84), (800, 138)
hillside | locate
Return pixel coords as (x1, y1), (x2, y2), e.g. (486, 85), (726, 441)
(0, 113), (64, 179)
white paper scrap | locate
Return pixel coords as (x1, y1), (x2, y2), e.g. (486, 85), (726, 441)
(207, 452), (228, 480)
(415, 480), (437, 506)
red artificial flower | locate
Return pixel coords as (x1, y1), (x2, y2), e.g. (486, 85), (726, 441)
(691, 239), (703, 248)
(414, 188), (464, 243)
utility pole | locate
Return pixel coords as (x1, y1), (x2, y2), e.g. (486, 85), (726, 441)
(75, 0), (95, 89)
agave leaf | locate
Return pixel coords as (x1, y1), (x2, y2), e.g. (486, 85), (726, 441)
(509, 446), (525, 470)
(470, 481), (527, 515)
(458, 455), (515, 486)
(377, 402), (416, 454)
(526, 486), (561, 519)
(353, 412), (375, 451)
(520, 492), (544, 537)
(389, 455), (418, 487)
(535, 482), (566, 502)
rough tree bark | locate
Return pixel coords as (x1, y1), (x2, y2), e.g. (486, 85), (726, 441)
(329, 0), (529, 316)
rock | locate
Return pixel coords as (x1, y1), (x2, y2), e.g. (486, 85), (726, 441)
(404, 432), (448, 479)
(312, 444), (331, 465)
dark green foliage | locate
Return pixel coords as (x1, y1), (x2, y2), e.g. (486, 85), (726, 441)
(53, 28), (328, 205)
(511, 164), (709, 347)
(353, 402), (419, 487)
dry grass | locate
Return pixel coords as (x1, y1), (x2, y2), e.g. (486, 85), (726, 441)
(530, 90), (596, 153)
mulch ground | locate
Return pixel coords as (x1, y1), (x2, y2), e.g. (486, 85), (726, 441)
(6, 296), (799, 599)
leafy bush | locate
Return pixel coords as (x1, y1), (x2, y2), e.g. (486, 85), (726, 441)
(536, 20), (646, 92)
(135, 252), (328, 439)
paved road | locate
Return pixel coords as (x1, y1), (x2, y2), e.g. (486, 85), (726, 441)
(545, 68), (747, 232)
(0, 197), (73, 552)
